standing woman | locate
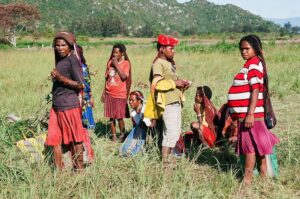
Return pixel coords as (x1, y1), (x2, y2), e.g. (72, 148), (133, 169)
(227, 34), (279, 185)
(45, 31), (85, 171)
(102, 44), (131, 142)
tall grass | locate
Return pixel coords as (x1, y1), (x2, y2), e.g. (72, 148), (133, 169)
(0, 39), (300, 198)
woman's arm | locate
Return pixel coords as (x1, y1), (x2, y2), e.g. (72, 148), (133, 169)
(244, 88), (259, 128)
(51, 68), (84, 90)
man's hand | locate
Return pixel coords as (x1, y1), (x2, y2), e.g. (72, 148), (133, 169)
(175, 79), (187, 89)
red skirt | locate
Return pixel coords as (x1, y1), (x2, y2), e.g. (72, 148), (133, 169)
(104, 94), (129, 119)
(45, 108), (85, 146)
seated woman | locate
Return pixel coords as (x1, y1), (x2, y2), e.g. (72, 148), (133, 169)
(119, 91), (150, 156)
(190, 86), (218, 148)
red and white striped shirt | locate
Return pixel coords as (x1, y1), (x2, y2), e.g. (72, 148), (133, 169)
(227, 56), (264, 119)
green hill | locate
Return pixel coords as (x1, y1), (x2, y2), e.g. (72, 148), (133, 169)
(0, 0), (279, 36)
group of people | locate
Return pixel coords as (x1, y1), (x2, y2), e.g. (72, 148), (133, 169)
(45, 31), (279, 185)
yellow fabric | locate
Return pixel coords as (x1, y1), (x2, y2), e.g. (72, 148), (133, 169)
(152, 58), (182, 104)
(144, 94), (159, 119)
(16, 133), (47, 162)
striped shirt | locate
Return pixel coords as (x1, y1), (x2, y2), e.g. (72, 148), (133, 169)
(227, 56), (264, 119)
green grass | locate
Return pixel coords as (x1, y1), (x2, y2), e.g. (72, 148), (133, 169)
(0, 38), (300, 198)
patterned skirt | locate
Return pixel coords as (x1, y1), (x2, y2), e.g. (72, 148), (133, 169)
(45, 108), (85, 146)
(104, 94), (129, 119)
(236, 119), (280, 156)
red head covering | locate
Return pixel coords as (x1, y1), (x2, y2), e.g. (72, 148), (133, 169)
(157, 34), (179, 47)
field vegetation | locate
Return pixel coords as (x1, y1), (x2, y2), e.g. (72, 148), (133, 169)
(0, 35), (300, 198)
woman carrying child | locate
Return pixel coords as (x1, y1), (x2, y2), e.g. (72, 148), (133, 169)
(102, 44), (131, 142)
(45, 31), (85, 171)
(227, 34), (279, 185)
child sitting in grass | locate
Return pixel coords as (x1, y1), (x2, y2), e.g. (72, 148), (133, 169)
(190, 86), (218, 148)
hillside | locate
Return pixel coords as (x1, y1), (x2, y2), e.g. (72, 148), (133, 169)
(0, 0), (280, 36)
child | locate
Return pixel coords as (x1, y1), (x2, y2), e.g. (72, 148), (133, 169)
(45, 31), (85, 171)
(227, 34), (280, 185)
(190, 86), (218, 148)
(102, 44), (131, 142)
(119, 91), (150, 156)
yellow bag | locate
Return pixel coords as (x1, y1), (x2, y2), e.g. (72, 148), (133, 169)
(16, 133), (47, 162)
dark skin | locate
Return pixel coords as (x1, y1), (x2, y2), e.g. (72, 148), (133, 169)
(102, 47), (129, 142)
(156, 45), (191, 167)
(239, 40), (266, 185)
(51, 38), (84, 171)
(51, 39), (84, 90)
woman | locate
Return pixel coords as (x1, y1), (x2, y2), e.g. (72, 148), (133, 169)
(45, 31), (85, 171)
(102, 44), (131, 142)
(227, 34), (279, 185)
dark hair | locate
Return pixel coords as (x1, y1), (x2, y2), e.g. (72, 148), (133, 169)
(76, 45), (86, 65)
(196, 85), (212, 100)
(239, 34), (269, 90)
(129, 90), (144, 102)
(106, 43), (132, 97)
(108, 43), (130, 62)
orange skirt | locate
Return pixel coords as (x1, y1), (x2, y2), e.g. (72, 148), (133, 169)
(45, 108), (85, 146)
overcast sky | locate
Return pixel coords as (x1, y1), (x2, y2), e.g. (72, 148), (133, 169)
(177, 0), (300, 19)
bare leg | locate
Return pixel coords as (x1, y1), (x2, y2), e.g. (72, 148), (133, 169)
(191, 122), (208, 147)
(257, 155), (267, 178)
(72, 142), (84, 171)
(118, 118), (125, 142)
(53, 145), (64, 170)
(162, 146), (171, 168)
(110, 118), (117, 142)
(243, 153), (256, 185)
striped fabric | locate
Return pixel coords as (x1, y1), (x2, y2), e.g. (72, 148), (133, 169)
(236, 120), (280, 156)
(227, 56), (264, 119)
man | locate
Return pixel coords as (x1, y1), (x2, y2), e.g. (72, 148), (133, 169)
(150, 34), (191, 168)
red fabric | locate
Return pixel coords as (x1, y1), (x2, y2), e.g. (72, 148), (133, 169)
(105, 60), (130, 99)
(83, 129), (94, 164)
(45, 108), (85, 146)
(236, 120), (279, 155)
(202, 125), (216, 148)
(104, 94), (130, 119)
(157, 34), (179, 46)
(228, 56), (265, 119)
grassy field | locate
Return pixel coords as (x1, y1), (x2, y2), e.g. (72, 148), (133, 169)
(0, 37), (300, 198)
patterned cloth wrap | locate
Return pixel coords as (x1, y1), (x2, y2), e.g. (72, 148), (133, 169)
(119, 104), (147, 156)
(119, 125), (147, 157)
(16, 133), (47, 162)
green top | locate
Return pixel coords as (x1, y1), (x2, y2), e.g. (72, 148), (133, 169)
(152, 58), (182, 105)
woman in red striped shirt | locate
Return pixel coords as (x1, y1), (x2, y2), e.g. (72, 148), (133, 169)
(227, 35), (279, 185)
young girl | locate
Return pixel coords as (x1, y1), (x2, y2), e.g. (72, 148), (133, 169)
(102, 44), (131, 142)
(119, 91), (149, 156)
(45, 31), (85, 171)
(227, 34), (280, 185)
(190, 86), (218, 148)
